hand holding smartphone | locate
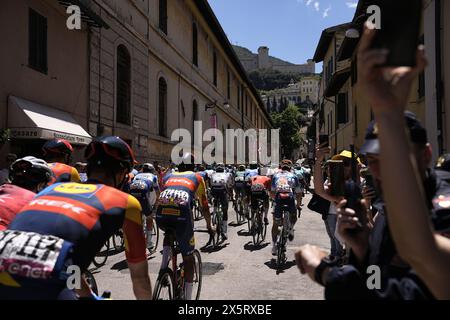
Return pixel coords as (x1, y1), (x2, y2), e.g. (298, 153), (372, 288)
(369, 0), (422, 67)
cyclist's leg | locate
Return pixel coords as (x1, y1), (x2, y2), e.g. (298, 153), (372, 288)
(221, 191), (229, 237)
(177, 218), (195, 300)
(263, 192), (270, 224)
(156, 210), (171, 271)
(271, 196), (282, 253)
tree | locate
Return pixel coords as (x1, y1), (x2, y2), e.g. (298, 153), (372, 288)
(272, 105), (301, 159)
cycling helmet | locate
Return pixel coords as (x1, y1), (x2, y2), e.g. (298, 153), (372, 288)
(142, 163), (156, 174)
(85, 136), (136, 171)
(238, 164), (246, 171)
(281, 159), (293, 171)
(249, 161), (259, 170)
(11, 156), (53, 184)
(216, 163), (225, 173)
(42, 139), (73, 156)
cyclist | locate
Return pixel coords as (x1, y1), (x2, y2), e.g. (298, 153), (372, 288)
(210, 163), (233, 240)
(129, 163), (160, 251)
(156, 153), (213, 300)
(42, 139), (80, 184)
(0, 136), (152, 300)
(234, 165), (249, 214)
(270, 159), (302, 255)
(0, 157), (53, 231)
(293, 164), (306, 207)
(249, 171), (271, 226)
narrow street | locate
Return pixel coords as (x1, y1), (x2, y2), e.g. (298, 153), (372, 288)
(94, 192), (329, 300)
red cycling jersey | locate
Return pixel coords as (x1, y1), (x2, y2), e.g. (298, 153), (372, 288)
(48, 163), (81, 184)
(250, 175), (271, 191)
(0, 184), (35, 231)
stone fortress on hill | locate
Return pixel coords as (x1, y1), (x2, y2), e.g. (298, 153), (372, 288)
(233, 45), (315, 74)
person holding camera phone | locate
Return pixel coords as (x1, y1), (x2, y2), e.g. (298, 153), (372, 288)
(352, 23), (450, 299)
(295, 22), (450, 300)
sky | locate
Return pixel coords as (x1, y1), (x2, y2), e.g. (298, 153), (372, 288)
(208, 0), (358, 72)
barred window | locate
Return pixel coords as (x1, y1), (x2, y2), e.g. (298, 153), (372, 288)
(116, 45), (131, 125)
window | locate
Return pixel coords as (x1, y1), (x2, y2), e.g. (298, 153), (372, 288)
(116, 45), (131, 125)
(159, 0), (167, 34)
(192, 23), (198, 66)
(213, 50), (217, 86)
(337, 93), (348, 124)
(29, 9), (47, 73)
(158, 78), (168, 137)
(227, 69), (231, 99)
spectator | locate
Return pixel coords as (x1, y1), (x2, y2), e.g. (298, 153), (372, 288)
(351, 24), (450, 299)
(0, 153), (17, 185)
(295, 24), (450, 300)
(313, 149), (358, 262)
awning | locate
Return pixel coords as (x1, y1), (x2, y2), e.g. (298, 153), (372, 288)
(7, 96), (92, 145)
(324, 68), (351, 97)
(58, 0), (109, 29)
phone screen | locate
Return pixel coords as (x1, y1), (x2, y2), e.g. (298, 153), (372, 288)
(369, 0), (422, 67)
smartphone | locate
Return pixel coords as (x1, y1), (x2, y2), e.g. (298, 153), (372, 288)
(345, 180), (364, 233)
(319, 134), (329, 148)
(329, 160), (345, 197)
(364, 173), (375, 191)
(369, 0), (422, 67)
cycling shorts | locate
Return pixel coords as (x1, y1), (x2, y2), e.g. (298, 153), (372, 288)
(273, 193), (296, 220)
(156, 206), (195, 256)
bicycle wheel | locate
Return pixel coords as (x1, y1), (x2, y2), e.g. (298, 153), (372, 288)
(93, 238), (110, 268)
(84, 270), (98, 296)
(192, 250), (203, 300)
(215, 206), (223, 244)
(251, 212), (258, 245)
(147, 220), (159, 255)
(259, 206), (267, 243)
(112, 229), (124, 252)
(153, 268), (176, 300)
(276, 227), (286, 267)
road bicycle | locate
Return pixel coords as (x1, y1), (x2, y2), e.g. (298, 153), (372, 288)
(234, 191), (246, 224)
(251, 197), (267, 245)
(211, 196), (224, 244)
(143, 216), (159, 255)
(276, 205), (292, 268)
(193, 198), (203, 221)
(153, 229), (202, 300)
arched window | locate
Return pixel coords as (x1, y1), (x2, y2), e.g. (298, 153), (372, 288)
(192, 23), (198, 66)
(116, 45), (131, 125)
(158, 77), (167, 137)
(159, 0), (167, 34)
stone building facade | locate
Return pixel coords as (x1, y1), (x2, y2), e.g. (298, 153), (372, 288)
(0, 0), (273, 168)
